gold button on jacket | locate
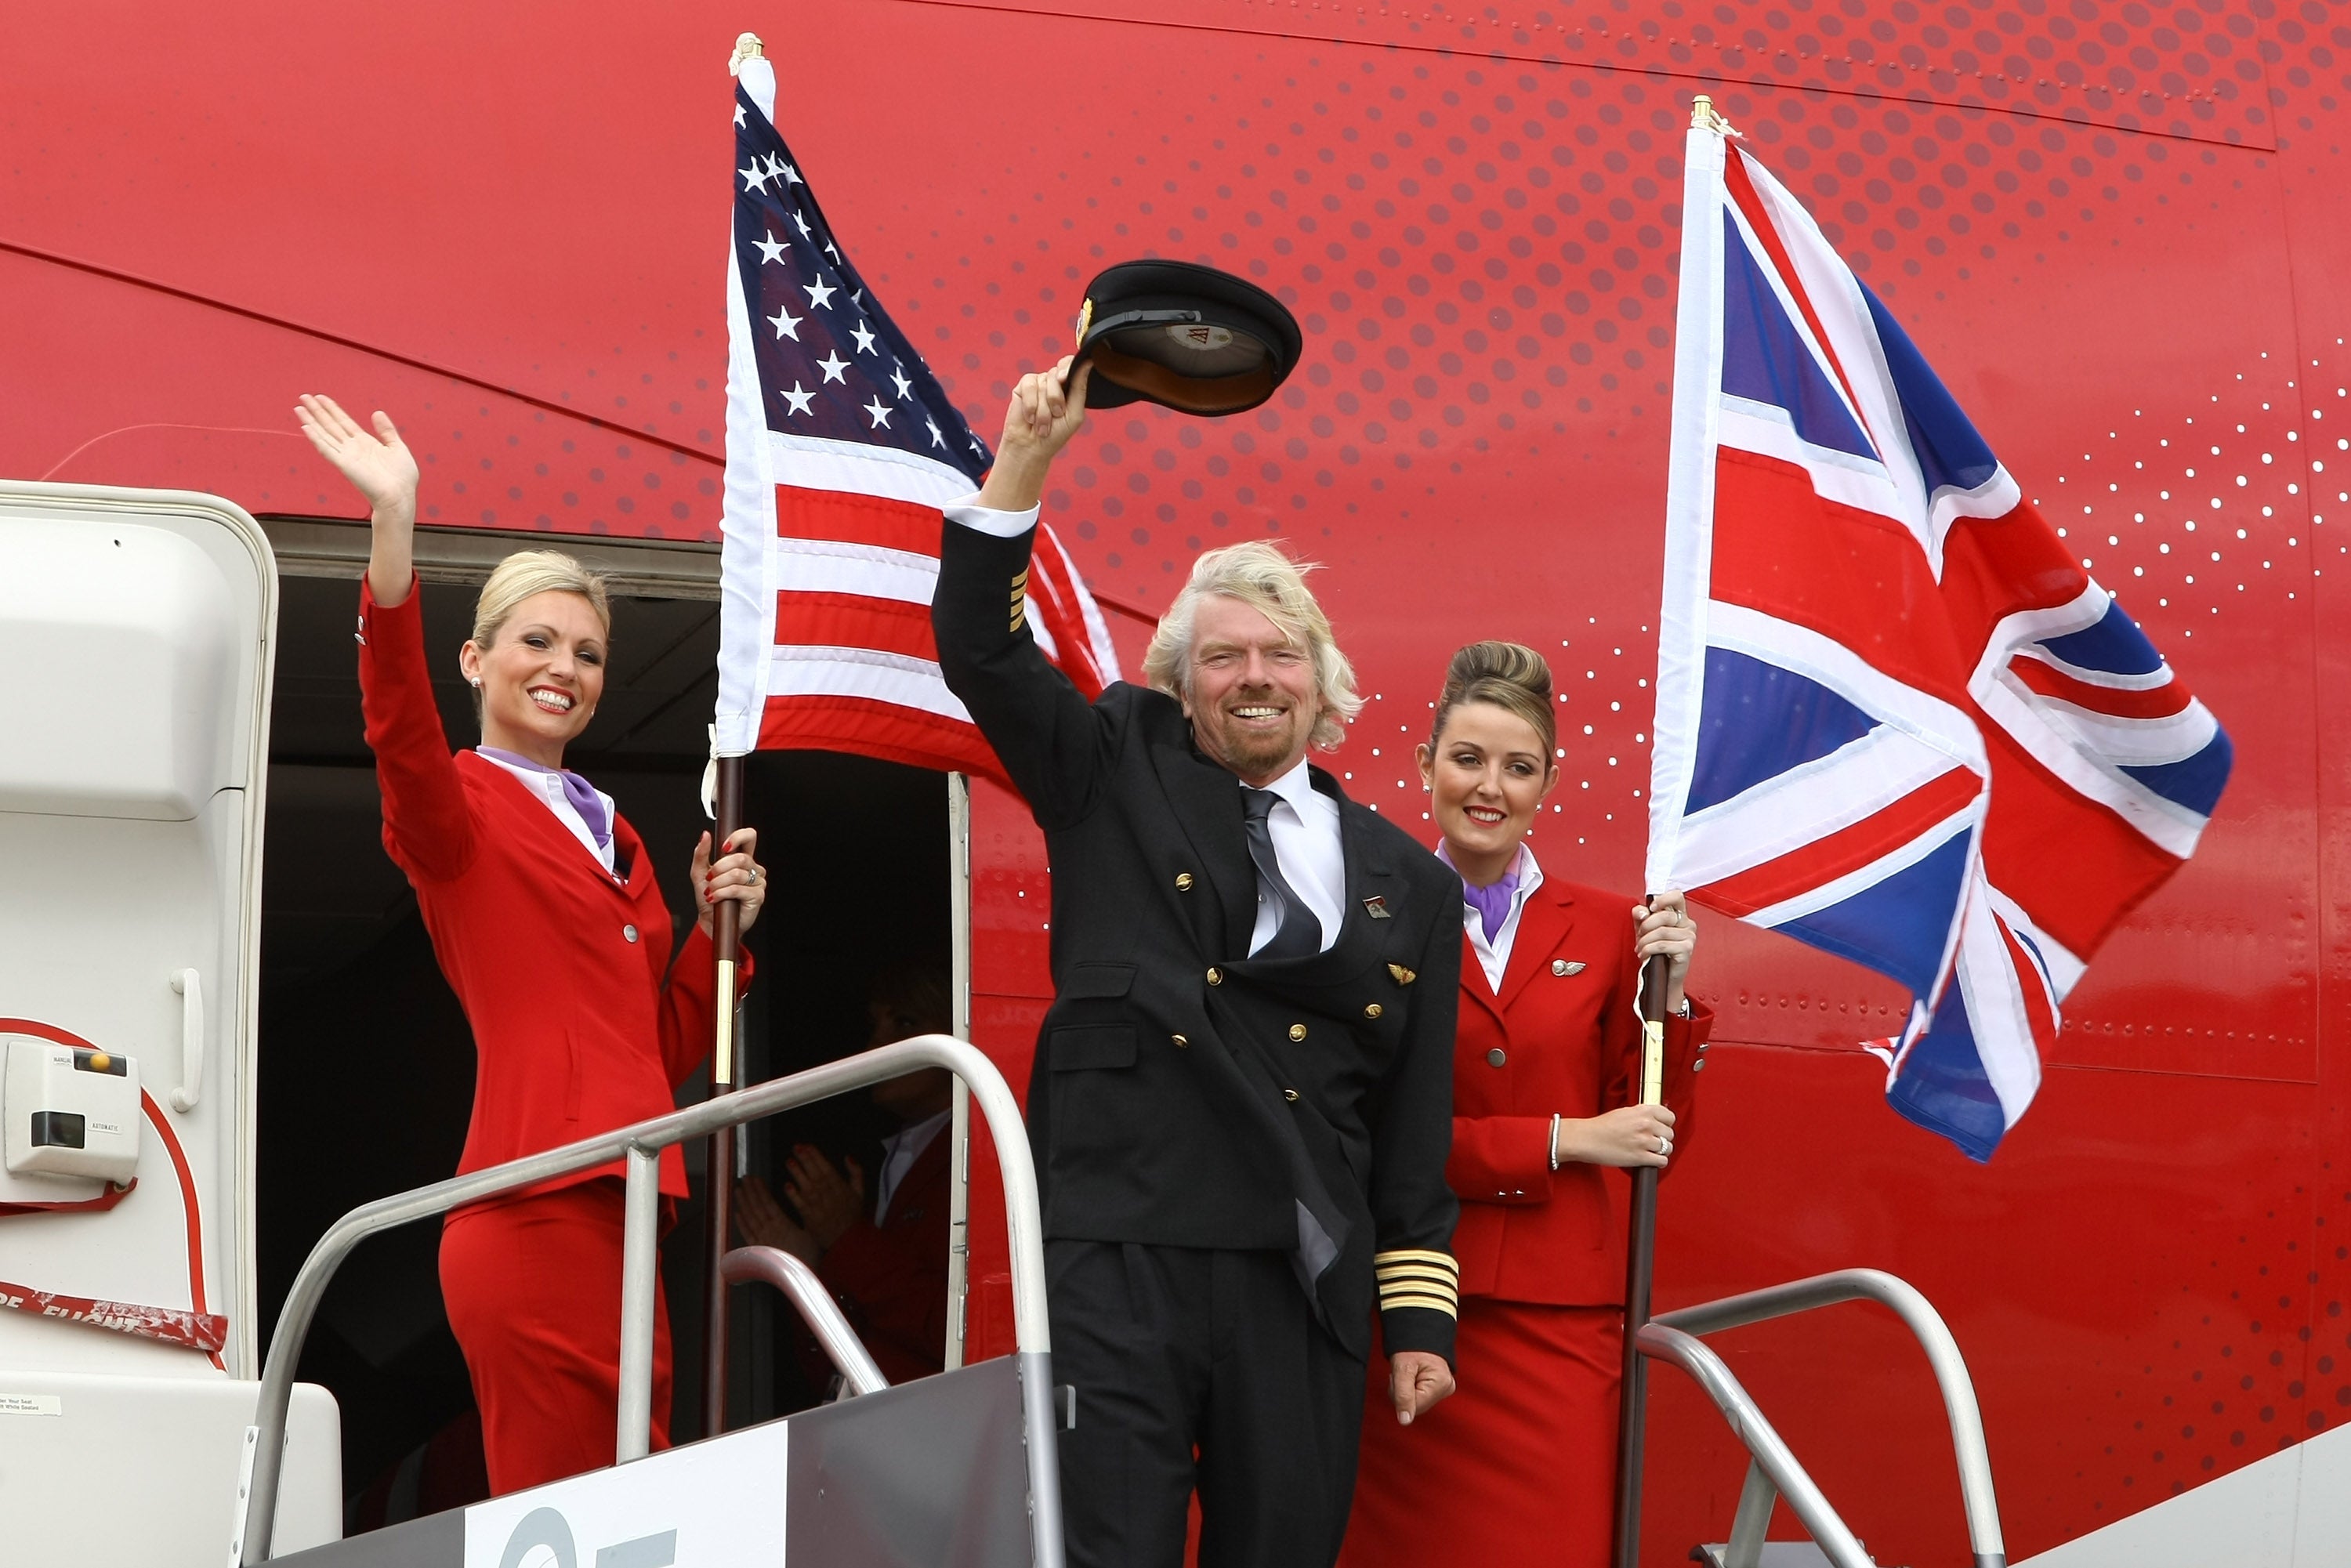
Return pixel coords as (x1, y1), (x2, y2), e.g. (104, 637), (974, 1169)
(1288, 1023), (1307, 1041)
(1172, 1034), (1190, 1048)
(1205, 967), (1223, 986)
(1175, 871), (1195, 891)
(1363, 1003), (1383, 1019)
(1282, 1088), (1301, 1102)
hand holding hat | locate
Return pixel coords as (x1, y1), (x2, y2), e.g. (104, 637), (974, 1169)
(973, 260), (1304, 509)
(976, 356), (1095, 512)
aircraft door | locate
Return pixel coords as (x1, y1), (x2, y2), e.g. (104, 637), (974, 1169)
(0, 480), (274, 1380)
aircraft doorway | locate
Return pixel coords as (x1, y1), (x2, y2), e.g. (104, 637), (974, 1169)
(251, 520), (950, 1524)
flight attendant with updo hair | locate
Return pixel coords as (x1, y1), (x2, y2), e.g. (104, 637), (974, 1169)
(1340, 641), (1709, 1568)
(296, 394), (765, 1494)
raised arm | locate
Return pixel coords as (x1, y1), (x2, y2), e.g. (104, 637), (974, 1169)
(297, 394), (418, 609)
(933, 360), (1119, 830)
(297, 395), (475, 882)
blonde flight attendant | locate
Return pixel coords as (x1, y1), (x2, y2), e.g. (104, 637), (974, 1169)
(297, 394), (765, 1494)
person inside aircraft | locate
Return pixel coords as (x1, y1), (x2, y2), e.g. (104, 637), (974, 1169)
(292, 393), (764, 1495)
(734, 958), (956, 1389)
(1339, 640), (1709, 1568)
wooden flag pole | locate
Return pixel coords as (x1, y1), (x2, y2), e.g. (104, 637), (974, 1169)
(1610, 922), (1674, 1568)
(702, 752), (747, 1438)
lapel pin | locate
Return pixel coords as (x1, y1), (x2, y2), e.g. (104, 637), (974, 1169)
(1387, 963), (1417, 986)
(1362, 895), (1389, 919)
(1552, 960), (1586, 977)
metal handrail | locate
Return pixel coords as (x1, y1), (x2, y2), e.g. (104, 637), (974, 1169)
(719, 1244), (890, 1398)
(1633, 1323), (1875, 1568)
(237, 1035), (1060, 1567)
(1652, 1267), (2005, 1568)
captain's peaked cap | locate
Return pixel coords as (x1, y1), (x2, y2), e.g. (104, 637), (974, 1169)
(1071, 260), (1302, 416)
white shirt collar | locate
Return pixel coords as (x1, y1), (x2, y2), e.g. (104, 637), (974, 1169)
(1246, 753), (1330, 818)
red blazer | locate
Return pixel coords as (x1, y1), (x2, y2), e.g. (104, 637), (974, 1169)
(357, 578), (748, 1201)
(1445, 872), (1711, 1306)
(810, 1130), (951, 1387)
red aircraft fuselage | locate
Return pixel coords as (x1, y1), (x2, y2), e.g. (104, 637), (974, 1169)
(6, 2), (2346, 1559)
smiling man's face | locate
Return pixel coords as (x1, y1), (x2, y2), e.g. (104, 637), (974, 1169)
(1182, 593), (1322, 787)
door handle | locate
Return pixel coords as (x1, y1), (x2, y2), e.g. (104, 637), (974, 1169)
(169, 968), (203, 1113)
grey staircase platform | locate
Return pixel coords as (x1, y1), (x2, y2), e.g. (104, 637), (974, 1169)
(270, 1354), (1034, 1566)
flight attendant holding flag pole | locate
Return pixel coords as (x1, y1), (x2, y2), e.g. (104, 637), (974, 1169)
(294, 393), (766, 1493)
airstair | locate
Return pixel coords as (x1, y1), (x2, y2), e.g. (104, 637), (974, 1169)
(225, 1032), (2019, 1568)
(233, 1034), (1063, 1568)
(1650, 1270), (2007, 1568)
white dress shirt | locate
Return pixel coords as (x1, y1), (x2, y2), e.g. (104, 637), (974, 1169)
(945, 494), (1346, 957)
(1244, 756), (1345, 956)
(1439, 840), (1544, 994)
(473, 748), (618, 875)
(874, 1108), (951, 1223)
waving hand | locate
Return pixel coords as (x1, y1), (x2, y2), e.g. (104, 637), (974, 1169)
(295, 393), (419, 606)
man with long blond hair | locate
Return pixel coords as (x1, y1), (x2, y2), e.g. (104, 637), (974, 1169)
(932, 358), (1462, 1568)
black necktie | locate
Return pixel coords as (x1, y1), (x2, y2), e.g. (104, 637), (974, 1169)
(1240, 787), (1323, 960)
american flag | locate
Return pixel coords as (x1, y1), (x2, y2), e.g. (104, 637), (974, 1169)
(1646, 121), (2233, 1160)
(712, 53), (1120, 778)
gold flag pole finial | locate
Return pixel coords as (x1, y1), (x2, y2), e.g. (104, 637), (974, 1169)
(1690, 92), (1740, 137)
(730, 31), (766, 74)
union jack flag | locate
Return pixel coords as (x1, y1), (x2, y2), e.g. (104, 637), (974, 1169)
(1646, 121), (2232, 1160)
(713, 52), (1119, 779)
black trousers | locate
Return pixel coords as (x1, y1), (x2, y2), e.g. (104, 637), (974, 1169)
(1046, 1240), (1367, 1568)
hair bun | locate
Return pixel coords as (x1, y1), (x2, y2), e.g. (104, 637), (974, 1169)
(1445, 640), (1552, 701)
(1431, 640), (1558, 758)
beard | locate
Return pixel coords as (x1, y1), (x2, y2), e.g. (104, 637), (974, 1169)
(1197, 703), (1310, 780)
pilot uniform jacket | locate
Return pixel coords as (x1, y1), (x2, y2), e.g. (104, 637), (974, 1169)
(356, 577), (748, 1201)
(932, 520), (1463, 1366)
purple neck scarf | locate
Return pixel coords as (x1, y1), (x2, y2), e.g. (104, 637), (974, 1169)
(477, 747), (612, 851)
(1461, 867), (1520, 945)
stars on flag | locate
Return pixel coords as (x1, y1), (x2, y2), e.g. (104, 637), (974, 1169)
(734, 94), (991, 478)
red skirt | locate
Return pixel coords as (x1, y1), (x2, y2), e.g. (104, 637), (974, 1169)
(440, 1178), (672, 1496)
(1340, 1299), (1621, 1568)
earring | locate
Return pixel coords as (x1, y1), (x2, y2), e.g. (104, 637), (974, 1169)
(469, 677), (482, 688)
